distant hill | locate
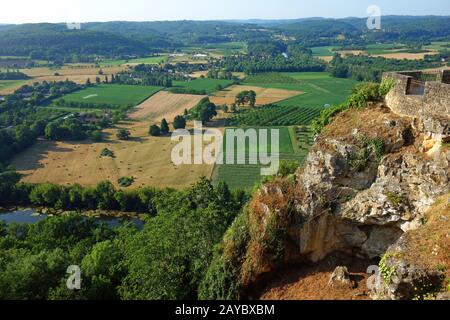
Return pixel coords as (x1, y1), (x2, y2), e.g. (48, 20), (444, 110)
(0, 16), (448, 61)
(0, 23), (151, 60)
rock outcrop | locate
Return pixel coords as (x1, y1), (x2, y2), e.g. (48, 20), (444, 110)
(370, 194), (449, 300)
(230, 104), (449, 298)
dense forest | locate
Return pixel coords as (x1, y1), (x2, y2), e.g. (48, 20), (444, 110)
(0, 178), (248, 300)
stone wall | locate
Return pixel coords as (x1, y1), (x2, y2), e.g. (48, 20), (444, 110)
(383, 71), (450, 137)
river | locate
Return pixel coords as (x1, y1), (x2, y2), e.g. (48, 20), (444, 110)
(0, 209), (145, 229)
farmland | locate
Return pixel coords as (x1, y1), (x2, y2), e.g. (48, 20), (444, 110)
(100, 55), (168, 66)
(0, 80), (30, 94)
(130, 91), (206, 122)
(12, 120), (214, 189)
(210, 84), (302, 106)
(212, 126), (313, 189)
(0, 64), (128, 94)
(171, 78), (234, 95)
(229, 104), (325, 126)
(59, 84), (162, 108)
(183, 42), (247, 56)
(243, 72), (358, 107)
(311, 46), (336, 57)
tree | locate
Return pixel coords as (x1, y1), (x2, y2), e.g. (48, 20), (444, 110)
(173, 116), (186, 129)
(90, 130), (103, 142)
(160, 119), (169, 135)
(116, 129), (131, 140)
(149, 125), (161, 137)
(248, 90), (256, 107)
(44, 122), (60, 140)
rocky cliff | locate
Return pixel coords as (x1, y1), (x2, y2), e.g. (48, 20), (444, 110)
(200, 100), (449, 300)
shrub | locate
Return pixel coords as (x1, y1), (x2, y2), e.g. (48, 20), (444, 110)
(116, 129), (131, 140)
(100, 148), (115, 158)
(149, 125), (161, 137)
(118, 177), (135, 188)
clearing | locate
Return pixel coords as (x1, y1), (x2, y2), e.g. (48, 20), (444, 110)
(209, 85), (302, 106)
(130, 91), (206, 122)
(12, 120), (214, 189)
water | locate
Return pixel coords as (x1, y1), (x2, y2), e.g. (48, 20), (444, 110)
(0, 209), (144, 229)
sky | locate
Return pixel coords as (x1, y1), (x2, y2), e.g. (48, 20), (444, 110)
(0, 0), (449, 24)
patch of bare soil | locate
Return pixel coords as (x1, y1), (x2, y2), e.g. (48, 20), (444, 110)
(254, 254), (378, 300)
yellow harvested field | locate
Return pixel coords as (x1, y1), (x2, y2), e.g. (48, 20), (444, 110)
(20, 65), (127, 77)
(337, 50), (364, 57)
(129, 91), (206, 122)
(318, 56), (334, 62)
(190, 71), (209, 78)
(12, 121), (214, 189)
(0, 65), (128, 94)
(371, 51), (439, 60)
(209, 85), (302, 106)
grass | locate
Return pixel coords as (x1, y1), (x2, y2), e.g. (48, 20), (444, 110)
(171, 78), (234, 95)
(0, 80), (29, 94)
(244, 73), (301, 84)
(243, 72), (358, 108)
(59, 84), (163, 107)
(310, 46), (337, 57)
(212, 127), (312, 189)
(182, 42), (247, 56)
(423, 41), (450, 52)
(99, 55), (168, 66)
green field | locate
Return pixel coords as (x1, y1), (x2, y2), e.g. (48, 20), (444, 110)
(60, 84), (163, 107)
(213, 126), (312, 189)
(182, 42), (247, 56)
(229, 104), (325, 127)
(100, 55), (168, 66)
(244, 72), (357, 107)
(0, 80), (29, 91)
(424, 41), (450, 52)
(171, 78), (234, 95)
(311, 46), (337, 57)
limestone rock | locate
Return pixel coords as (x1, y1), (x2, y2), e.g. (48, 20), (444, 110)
(328, 266), (354, 287)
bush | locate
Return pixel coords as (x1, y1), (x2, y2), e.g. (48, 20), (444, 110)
(118, 177), (135, 188)
(100, 148), (115, 158)
(116, 129), (131, 140)
(173, 115), (186, 129)
(149, 125), (161, 137)
(278, 160), (301, 177)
